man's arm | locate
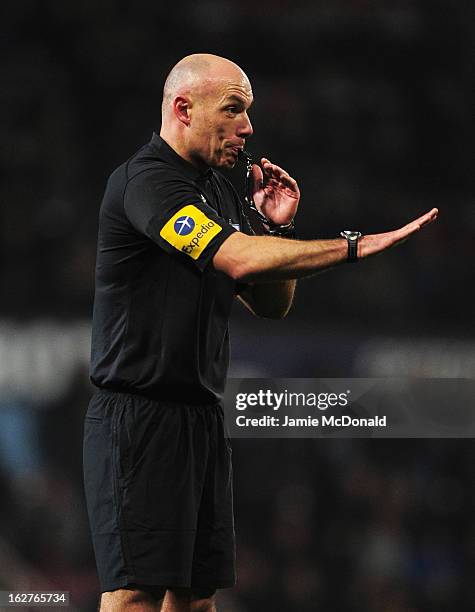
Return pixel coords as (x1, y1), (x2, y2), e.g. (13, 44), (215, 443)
(213, 207), (439, 282)
(232, 157), (300, 318)
(225, 156), (437, 318)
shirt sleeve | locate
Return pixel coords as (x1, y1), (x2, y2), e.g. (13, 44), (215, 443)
(124, 168), (237, 271)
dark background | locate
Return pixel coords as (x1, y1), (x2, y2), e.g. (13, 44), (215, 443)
(1, 1), (474, 610)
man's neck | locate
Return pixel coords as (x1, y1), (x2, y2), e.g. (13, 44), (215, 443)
(159, 129), (209, 173)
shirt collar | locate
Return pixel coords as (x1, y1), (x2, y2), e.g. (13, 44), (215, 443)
(149, 132), (213, 181)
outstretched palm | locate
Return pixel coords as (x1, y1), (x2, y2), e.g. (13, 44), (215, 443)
(360, 208), (439, 258)
(252, 158), (300, 226)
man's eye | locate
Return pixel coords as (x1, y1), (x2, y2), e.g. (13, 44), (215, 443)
(226, 106), (238, 113)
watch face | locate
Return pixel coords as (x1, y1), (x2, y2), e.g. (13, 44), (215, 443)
(341, 231), (362, 240)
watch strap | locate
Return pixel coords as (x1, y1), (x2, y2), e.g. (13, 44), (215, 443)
(340, 231), (362, 262)
(348, 237), (358, 261)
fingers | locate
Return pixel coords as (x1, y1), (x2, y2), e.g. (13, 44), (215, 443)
(251, 163), (263, 195)
(361, 208), (439, 258)
(398, 207), (439, 237)
(416, 207), (439, 228)
(261, 158), (300, 194)
(261, 158), (288, 179)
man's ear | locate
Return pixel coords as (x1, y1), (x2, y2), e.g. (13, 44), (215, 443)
(173, 96), (192, 126)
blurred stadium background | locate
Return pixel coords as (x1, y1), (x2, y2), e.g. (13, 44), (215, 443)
(1, 1), (474, 610)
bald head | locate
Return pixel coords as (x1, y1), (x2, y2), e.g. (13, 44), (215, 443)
(160, 54), (254, 169)
(161, 54), (251, 118)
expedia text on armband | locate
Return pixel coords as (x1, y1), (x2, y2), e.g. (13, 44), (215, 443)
(181, 221), (216, 254)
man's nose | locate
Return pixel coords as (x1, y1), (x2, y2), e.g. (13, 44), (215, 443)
(238, 113), (253, 138)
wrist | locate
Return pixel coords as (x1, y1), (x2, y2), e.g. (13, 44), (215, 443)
(262, 219), (296, 239)
(340, 230), (362, 262)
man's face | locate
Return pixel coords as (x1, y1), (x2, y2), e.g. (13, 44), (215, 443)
(189, 75), (254, 169)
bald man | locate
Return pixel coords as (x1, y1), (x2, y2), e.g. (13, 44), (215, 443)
(84, 54), (438, 611)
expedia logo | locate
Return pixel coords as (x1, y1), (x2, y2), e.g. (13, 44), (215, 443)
(160, 204), (223, 260)
(181, 221), (216, 254)
(174, 216), (195, 235)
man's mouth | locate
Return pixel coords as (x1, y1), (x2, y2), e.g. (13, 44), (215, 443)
(228, 142), (244, 153)
(228, 145), (243, 158)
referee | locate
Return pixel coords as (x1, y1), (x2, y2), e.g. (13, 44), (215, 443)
(83, 54), (438, 611)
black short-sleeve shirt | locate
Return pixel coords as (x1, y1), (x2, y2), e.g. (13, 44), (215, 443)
(90, 133), (244, 405)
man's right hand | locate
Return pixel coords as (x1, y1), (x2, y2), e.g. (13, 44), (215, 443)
(359, 208), (439, 258)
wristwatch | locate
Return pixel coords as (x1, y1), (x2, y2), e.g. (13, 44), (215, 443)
(340, 231), (362, 262)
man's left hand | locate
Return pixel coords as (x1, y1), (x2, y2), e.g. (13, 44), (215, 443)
(251, 158), (300, 225)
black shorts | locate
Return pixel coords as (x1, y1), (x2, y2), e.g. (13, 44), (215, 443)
(83, 390), (236, 593)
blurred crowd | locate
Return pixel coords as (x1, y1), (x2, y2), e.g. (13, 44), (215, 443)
(1, 0), (474, 610)
(2, 0), (473, 327)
